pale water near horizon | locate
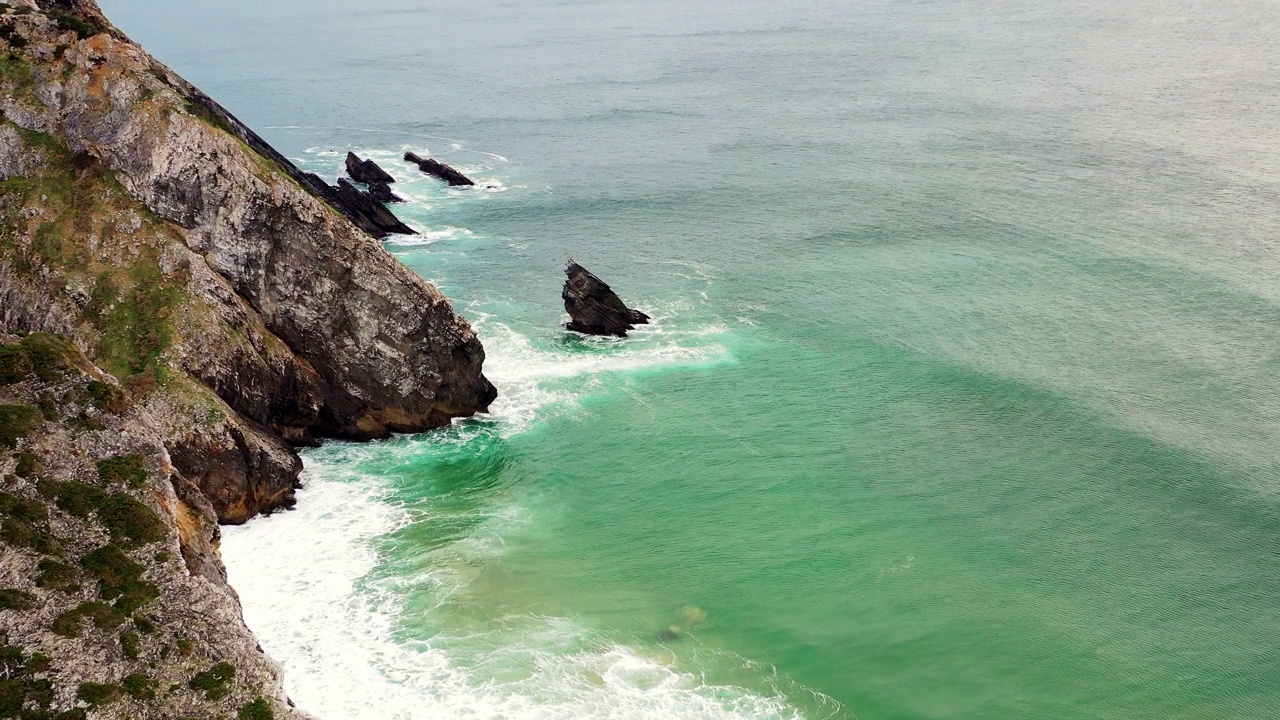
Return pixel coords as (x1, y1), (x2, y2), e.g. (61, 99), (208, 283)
(101, 0), (1280, 717)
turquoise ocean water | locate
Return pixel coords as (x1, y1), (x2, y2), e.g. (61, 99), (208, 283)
(101, 1), (1280, 717)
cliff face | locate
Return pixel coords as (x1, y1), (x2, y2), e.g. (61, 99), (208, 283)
(0, 334), (308, 720)
(0, 0), (497, 523)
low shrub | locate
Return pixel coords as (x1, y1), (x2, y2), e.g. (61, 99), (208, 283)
(75, 682), (123, 708)
(188, 661), (235, 700)
(0, 588), (34, 610)
(80, 545), (159, 612)
(36, 558), (79, 592)
(86, 381), (130, 414)
(96, 454), (148, 488)
(0, 517), (60, 555)
(14, 450), (38, 478)
(0, 342), (32, 384)
(119, 630), (140, 659)
(122, 672), (156, 700)
(238, 697), (275, 720)
(0, 404), (40, 448)
(99, 493), (165, 547)
(52, 601), (125, 637)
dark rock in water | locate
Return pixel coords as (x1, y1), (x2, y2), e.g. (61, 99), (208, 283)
(562, 260), (651, 337)
(334, 179), (416, 237)
(346, 151), (396, 184)
(368, 180), (405, 204)
(404, 151), (476, 186)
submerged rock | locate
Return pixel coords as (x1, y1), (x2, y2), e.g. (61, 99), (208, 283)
(345, 150), (395, 184)
(334, 179), (416, 237)
(404, 151), (476, 186)
(562, 261), (651, 337)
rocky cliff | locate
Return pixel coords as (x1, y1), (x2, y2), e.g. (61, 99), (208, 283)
(1, 334), (307, 720)
(0, 0), (498, 716)
(0, 0), (496, 522)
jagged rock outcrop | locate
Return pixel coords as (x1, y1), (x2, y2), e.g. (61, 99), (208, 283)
(0, 333), (308, 719)
(344, 151), (394, 185)
(0, 0), (497, 516)
(367, 180), (404, 204)
(562, 261), (651, 337)
(404, 151), (475, 186)
(344, 152), (405, 204)
(333, 179), (415, 236)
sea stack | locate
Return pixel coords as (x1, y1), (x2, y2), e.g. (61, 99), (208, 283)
(562, 261), (651, 337)
(345, 151), (396, 184)
(404, 151), (476, 186)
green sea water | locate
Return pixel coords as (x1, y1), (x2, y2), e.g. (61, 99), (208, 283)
(102, 0), (1280, 717)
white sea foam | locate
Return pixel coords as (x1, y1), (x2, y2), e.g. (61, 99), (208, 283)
(471, 312), (731, 436)
(223, 467), (806, 720)
(383, 226), (476, 248)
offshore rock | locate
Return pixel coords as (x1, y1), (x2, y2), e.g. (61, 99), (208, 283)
(345, 151), (395, 184)
(563, 261), (651, 337)
(404, 151), (476, 186)
(334, 179), (416, 236)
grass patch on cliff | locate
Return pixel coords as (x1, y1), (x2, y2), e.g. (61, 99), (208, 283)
(80, 544), (159, 612)
(122, 673), (156, 700)
(0, 343), (32, 384)
(38, 479), (164, 546)
(188, 661), (235, 701)
(97, 454), (148, 488)
(0, 334), (84, 385)
(51, 601), (125, 637)
(36, 558), (79, 592)
(0, 588), (34, 610)
(14, 450), (39, 478)
(75, 682), (123, 708)
(84, 261), (182, 385)
(0, 645), (60, 717)
(0, 490), (59, 555)
(0, 52), (33, 96)
(238, 697), (275, 720)
(86, 380), (130, 414)
(119, 630), (140, 659)
(0, 404), (40, 448)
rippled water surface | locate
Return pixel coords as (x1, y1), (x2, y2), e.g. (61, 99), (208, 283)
(100, 0), (1280, 717)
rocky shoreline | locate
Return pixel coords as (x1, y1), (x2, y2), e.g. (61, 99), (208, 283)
(0, 0), (498, 717)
